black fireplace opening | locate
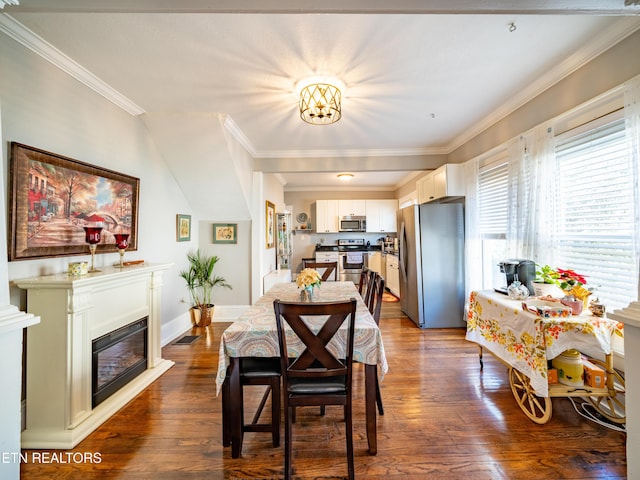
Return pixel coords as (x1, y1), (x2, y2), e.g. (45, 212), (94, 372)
(92, 317), (148, 408)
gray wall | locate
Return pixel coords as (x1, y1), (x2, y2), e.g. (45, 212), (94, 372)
(449, 28), (640, 164)
(1, 34), (195, 324)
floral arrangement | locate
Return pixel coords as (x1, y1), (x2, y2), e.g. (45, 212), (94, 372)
(536, 265), (590, 302)
(556, 268), (588, 291)
(296, 268), (322, 290)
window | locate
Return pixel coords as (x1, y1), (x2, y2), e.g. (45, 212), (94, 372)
(473, 109), (637, 311)
(477, 153), (509, 289)
(554, 111), (637, 310)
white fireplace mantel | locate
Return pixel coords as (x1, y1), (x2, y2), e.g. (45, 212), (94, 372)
(14, 263), (174, 449)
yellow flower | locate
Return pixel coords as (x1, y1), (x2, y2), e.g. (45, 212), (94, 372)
(566, 284), (591, 301)
(296, 268), (322, 289)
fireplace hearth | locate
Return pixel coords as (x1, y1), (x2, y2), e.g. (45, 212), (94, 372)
(92, 317), (148, 408)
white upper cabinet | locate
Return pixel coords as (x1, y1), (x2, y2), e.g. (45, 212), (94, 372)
(338, 199), (366, 217)
(417, 164), (465, 204)
(366, 199), (398, 232)
(315, 200), (339, 233)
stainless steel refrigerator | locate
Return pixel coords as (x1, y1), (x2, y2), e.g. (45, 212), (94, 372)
(397, 203), (465, 328)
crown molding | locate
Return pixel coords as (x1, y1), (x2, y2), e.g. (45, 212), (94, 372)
(0, 13), (145, 116)
(283, 185), (399, 192)
(255, 145), (449, 159)
(0, 0), (19, 9)
(222, 115), (257, 157)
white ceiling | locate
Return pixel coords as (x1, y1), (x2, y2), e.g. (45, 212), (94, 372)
(3, 1), (640, 191)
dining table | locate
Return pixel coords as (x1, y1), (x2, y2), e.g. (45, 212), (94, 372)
(216, 280), (388, 458)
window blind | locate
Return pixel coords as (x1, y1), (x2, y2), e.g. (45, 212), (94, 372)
(478, 158), (509, 236)
(554, 113), (636, 309)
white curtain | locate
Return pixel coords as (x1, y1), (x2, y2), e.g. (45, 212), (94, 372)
(463, 157), (481, 300)
(624, 75), (640, 300)
(505, 124), (555, 265)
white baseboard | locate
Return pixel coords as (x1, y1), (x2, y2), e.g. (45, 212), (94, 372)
(161, 311), (193, 346)
(161, 305), (251, 346)
(213, 305), (251, 322)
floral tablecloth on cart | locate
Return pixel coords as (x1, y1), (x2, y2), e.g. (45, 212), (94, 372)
(465, 290), (623, 396)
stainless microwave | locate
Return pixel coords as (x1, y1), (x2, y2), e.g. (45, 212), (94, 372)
(339, 216), (366, 232)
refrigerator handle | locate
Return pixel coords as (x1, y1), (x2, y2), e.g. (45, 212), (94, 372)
(399, 220), (408, 281)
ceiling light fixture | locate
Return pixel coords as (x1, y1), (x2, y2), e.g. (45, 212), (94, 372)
(297, 78), (343, 125)
(337, 173), (354, 180)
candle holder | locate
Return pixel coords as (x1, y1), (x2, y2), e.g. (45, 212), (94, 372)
(83, 226), (103, 272)
(114, 233), (130, 268)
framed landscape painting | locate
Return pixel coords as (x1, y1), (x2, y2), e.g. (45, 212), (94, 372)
(8, 142), (140, 261)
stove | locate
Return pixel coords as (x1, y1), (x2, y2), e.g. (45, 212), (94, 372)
(338, 238), (366, 251)
(315, 239), (369, 283)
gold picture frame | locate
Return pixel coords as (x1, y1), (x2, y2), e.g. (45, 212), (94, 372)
(266, 201), (275, 249)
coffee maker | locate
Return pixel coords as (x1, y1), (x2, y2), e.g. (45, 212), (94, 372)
(496, 259), (536, 296)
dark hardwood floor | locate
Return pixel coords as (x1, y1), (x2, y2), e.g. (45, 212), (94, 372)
(20, 299), (626, 479)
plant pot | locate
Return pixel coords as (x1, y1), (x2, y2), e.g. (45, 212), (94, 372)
(533, 282), (565, 298)
(191, 304), (215, 327)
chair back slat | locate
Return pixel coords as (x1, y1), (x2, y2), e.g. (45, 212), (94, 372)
(273, 299), (357, 381)
(369, 274), (386, 325)
(301, 261), (338, 281)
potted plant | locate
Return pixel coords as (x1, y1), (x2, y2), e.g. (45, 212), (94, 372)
(179, 249), (232, 327)
(533, 264), (564, 297)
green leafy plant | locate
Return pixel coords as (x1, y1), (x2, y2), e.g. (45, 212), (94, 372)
(179, 249), (232, 324)
(534, 264), (559, 284)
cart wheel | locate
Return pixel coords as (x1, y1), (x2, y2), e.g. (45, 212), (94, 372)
(509, 367), (552, 424)
(583, 358), (626, 424)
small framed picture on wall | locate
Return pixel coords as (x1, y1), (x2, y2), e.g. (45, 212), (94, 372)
(265, 201), (275, 249)
(213, 223), (237, 244)
(176, 214), (191, 242)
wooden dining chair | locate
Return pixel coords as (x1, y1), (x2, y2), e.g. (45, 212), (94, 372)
(301, 261), (338, 281)
(368, 273), (386, 415)
(273, 298), (358, 480)
(222, 357), (281, 455)
(358, 267), (374, 305)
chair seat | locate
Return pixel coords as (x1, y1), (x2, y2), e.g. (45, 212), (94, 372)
(241, 357), (281, 377)
(289, 376), (347, 394)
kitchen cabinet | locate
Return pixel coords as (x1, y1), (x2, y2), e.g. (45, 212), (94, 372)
(417, 164), (465, 204)
(385, 254), (400, 297)
(338, 199), (366, 217)
(315, 200), (339, 233)
(366, 199), (398, 232)
(367, 251), (382, 275)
